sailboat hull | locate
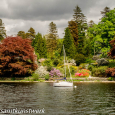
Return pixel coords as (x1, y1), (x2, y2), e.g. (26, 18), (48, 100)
(53, 81), (73, 87)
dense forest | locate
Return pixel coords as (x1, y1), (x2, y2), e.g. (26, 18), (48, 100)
(0, 5), (115, 80)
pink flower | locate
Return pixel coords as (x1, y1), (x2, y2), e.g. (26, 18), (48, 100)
(75, 72), (83, 77)
(75, 73), (80, 76)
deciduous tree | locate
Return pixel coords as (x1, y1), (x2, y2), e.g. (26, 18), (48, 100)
(27, 27), (36, 40)
(0, 36), (37, 77)
(108, 39), (115, 59)
(17, 31), (26, 39)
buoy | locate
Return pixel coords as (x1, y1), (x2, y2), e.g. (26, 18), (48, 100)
(74, 86), (77, 88)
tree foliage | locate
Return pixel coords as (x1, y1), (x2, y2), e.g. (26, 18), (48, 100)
(0, 19), (6, 41)
(63, 27), (76, 58)
(0, 36), (37, 77)
(101, 6), (110, 19)
(87, 8), (115, 57)
(108, 39), (115, 59)
(88, 20), (95, 28)
(27, 27), (36, 40)
(106, 67), (115, 77)
(46, 22), (58, 56)
(73, 5), (87, 53)
(17, 31), (26, 39)
(68, 20), (79, 47)
(32, 33), (47, 58)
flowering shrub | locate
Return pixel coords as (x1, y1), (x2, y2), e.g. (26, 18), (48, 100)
(49, 68), (62, 77)
(35, 66), (49, 78)
(106, 67), (115, 77)
(75, 69), (90, 77)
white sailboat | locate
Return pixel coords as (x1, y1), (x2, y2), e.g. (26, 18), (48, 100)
(53, 45), (73, 87)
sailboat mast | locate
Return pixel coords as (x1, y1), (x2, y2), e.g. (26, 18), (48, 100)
(63, 45), (66, 78)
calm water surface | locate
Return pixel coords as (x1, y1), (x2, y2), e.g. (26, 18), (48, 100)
(0, 82), (115, 115)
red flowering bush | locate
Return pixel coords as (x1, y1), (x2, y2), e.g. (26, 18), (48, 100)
(75, 69), (90, 77)
(0, 36), (38, 77)
(106, 67), (115, 77)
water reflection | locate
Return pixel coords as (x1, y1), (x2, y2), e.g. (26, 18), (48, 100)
(0, 82), (115, 115)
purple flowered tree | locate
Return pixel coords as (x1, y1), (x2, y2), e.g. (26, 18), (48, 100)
(49, 68), (62, 77)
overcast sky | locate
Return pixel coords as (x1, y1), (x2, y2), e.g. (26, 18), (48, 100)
(0, 0), (115, 38)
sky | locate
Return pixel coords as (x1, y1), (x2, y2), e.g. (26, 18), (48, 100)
(0, 0), (115, 38)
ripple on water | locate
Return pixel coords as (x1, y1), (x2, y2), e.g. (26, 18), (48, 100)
(0, 82), (115, 115)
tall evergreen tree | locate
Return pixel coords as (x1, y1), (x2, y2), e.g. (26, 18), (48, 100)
(32, 33), (47, 58)
(46, 22), (58, 56)
(73, 5), (87, 53)
(88, 20), (95, 28)
(73, 5), (87, 31)
(63, 27), (76, 58)
(101, 6), (110, 18)
(68, 20), (79, 48)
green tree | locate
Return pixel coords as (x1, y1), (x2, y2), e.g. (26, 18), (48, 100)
(27, 27), (36, 40)
(17, 31), (26, 39)
(68, 20), (79, 48)
(32, 33), (47, 58)
(55, 38), (63, 58)
(87, 8), (115, 57)
(99, 8), (115, 57)
(73, 5), (87, 53)
(46, 22), (58, 56)
(63, 27), (76, 58)
(0, 19), (6, 41)
(87, 24), (102, 55)
(88, 20), (95, 28)
(101, 6), (110, 18)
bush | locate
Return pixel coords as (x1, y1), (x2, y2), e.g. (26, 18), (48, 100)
(74, 53), (86, 66)
(45, 74), (50, 80)
(68, 59), (76, 65)
(32, 73), (39, 81)
(49, 68), (62, 77)
(70, 66), (78, 75)
(106, 67), (115, 77)
(79, 63), (87, 69)
(47, 66), (53, 72)
(43, 59), (53, 66)
(85, 58), (93, 64)
(96, 58), (109, 66)
(108, 77), (113, 81)
(75, 69), (90, 77)
(88, 65), (94, 71)
(35, 66), (49, 78)
(53, 59), (59, 66)
(92, 66), (108, 77)
(108, 61), (115, 68)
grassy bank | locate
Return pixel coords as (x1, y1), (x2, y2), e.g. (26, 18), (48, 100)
(0, 76), (114, 83)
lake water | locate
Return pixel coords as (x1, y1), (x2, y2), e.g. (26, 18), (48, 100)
(0, 82), (115, 115)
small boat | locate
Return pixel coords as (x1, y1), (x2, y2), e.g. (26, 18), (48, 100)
(53, 81), (73, 87)
(53, 45), (73, 87)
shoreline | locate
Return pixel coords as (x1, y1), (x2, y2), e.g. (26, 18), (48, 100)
(0, 81), (115, 83)
(0, 77), (114, 83)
